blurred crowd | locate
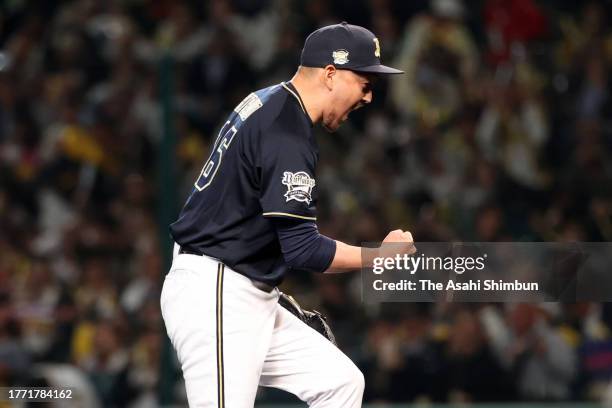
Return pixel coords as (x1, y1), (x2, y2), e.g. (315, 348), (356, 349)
(1, 0), (612, 406)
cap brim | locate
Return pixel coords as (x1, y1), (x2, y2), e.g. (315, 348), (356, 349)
(351, 64), (404, 74)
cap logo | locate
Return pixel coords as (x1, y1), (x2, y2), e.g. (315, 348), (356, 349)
(373, 38), (381, 58)
(332, 49), (349, 65)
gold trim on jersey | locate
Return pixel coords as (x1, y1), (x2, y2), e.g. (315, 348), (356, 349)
(216, 263), (225, 408)
(263, 212), (317, 221)
(281, 82), (307, 116)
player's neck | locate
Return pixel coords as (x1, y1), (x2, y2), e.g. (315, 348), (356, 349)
(288, 76), (322, 124)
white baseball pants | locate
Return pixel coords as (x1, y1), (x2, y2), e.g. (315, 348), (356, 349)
(160, 251), (364, 407)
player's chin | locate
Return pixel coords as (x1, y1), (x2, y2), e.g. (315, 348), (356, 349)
(323, 119), (342, 133)
(326, 113), (351, 132)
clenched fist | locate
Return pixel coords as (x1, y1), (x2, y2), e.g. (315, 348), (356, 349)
(381, 229), (416, 257)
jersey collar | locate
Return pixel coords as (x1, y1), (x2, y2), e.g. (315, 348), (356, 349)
(281, 81), (313, 127)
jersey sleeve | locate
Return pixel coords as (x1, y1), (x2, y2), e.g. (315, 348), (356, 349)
(259, 122), (318, 221)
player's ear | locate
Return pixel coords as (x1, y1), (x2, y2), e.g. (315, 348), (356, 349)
(323, 65), (336, 91)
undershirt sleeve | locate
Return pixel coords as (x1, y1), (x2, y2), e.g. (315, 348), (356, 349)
(271, 218), (336, 273)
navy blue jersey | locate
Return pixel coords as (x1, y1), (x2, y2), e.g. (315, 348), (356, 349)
(170, 82), (318, 286)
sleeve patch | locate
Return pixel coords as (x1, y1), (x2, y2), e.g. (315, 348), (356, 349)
(234, 93), (263, 121)
(282, 171), (315, 205)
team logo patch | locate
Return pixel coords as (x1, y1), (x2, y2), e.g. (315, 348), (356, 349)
(282, 171), (315, 204)
(332, 49), (349, 65)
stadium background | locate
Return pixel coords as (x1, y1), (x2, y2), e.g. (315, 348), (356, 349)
(1, 0), (612, 406)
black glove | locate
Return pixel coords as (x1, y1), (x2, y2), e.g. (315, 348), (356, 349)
(278, 292), (337, 346)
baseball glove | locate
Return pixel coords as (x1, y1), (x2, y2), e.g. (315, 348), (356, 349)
(278, 292), (337, 346)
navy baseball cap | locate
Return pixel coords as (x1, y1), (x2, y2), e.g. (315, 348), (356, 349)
(300, 22), (404, 75)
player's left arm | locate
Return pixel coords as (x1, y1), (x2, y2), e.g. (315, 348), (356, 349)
(273, 219), (414, 274)
(272, 218), (336, 273)
(323, 240), (363, 273)
(272, 217), (357, 273)
(325, 229), (415, 273)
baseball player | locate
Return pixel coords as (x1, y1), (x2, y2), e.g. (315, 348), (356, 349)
(161, 22), (414, 407)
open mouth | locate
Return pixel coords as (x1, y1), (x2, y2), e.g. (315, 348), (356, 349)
(342, 103), (362, 122)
